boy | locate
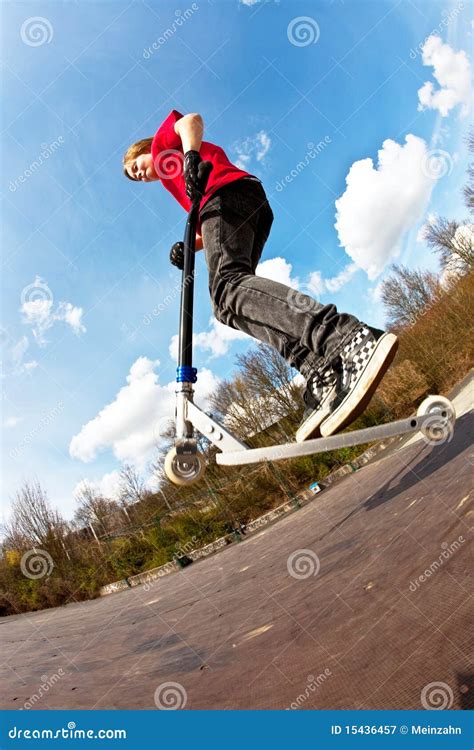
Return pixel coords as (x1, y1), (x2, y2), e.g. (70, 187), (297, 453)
(123, 110), (398, 441)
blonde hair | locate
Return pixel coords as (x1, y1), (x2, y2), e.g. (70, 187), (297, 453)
(122, 137), (153, 180)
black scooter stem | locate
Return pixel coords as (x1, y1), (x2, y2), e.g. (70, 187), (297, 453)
(177, 161), (213, 373)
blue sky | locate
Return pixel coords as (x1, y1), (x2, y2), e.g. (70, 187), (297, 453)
(1, 0), (472, 520)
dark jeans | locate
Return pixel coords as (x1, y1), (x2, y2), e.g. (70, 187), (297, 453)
(199, 177), (361, 379)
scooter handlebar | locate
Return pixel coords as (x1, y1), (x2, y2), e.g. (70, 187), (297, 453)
(196, 160), (213, 198)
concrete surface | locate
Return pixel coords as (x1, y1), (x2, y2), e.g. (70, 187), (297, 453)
(0, 381), (472, 710)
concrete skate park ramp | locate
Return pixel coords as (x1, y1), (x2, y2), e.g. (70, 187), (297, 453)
(1, 381), (472, 711)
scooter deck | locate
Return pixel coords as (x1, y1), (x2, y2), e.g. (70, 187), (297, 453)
(215, 412), (436, 466)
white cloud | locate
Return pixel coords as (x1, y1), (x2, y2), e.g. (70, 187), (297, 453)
(57, 302), (86, 335)
(334, 134), (437, 280)
(256, 131), (271, 162)
(255, 255), (357, 295)
(69, 356), (220, 469)
(233, 130), (271, 170)
(170, 318), (250, 360)
(256, 256), (299, 287)
(23, 360), (38, 372)
(1, 334), (38, 377)
(240, 0), (262, 6)
(4, 416), (24, 428)
(20, 276), (86, 345)
(74, 466), (164, 503)
(21, 300), (52, 342)
(416, 224), (428, 244)
(74, 471), (123, 503)
(432, 123), (451, 146)
(324, 263), (358, 292)
(306, 270), (324, 297)
(417, 36), (472, 118)
(369, 281), (384, 304)
(11, 335), (30, 367)
(101, 472), (124, 498)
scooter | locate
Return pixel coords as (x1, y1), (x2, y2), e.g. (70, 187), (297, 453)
(163, 163), (456, 486)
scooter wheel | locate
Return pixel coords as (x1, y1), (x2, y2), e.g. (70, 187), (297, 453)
(417, 395), (456, 444)
(164, 447), (206, 486)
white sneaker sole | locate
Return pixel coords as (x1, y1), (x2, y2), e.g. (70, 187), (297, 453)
(295, 385), (337, 443)
(320, 333), (399, 437)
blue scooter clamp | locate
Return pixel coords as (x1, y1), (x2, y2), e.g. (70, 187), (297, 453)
(176, 365), (198, 383)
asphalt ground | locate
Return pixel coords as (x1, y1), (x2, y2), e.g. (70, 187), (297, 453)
(1, 388), (472, 710)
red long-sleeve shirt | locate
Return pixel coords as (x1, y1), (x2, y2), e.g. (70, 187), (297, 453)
(151, 110), (254, 225)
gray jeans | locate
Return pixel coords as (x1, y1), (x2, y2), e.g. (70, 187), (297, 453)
(199, 177), (361, 379)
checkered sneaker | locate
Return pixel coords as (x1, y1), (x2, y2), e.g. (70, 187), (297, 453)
(336, 326), (381, 397)
(302, 364), (338, 419)
(296, 364), (338, 442)
(297, 324), (398, 441)
(319, 324), (399, 437)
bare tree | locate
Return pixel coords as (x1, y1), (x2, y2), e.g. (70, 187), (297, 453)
(423, 217), (473, 273)
(208, 375), (269, 440)
(73, 482), (118, 530)
(4, 481), (68, 563)
(236, 344), (303, 422)
(463, 129), (473, 214)
(381, 264), (441, 329)
(207, 344), (303, 443)
(422, 129), (474, 272)
(118, 464), (145, 506)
